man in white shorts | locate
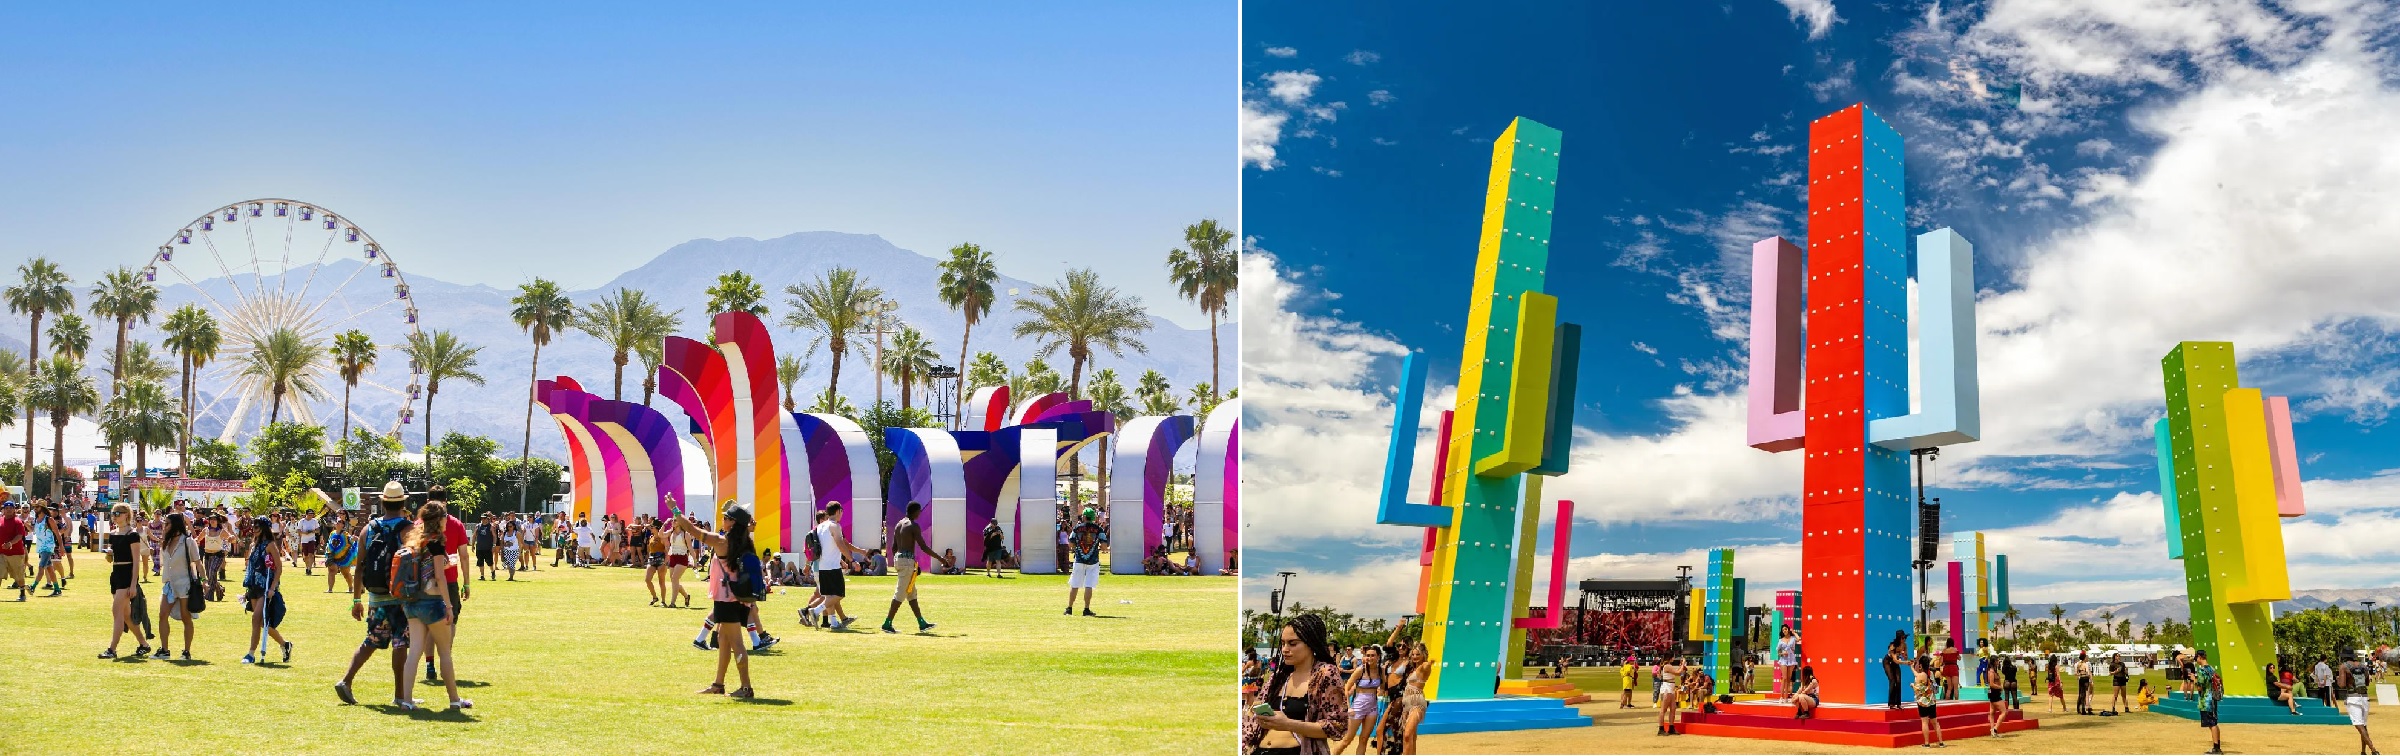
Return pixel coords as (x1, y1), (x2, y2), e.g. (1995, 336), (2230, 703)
(1065, 507), (1104, 616)
(2344, 656), (2378, 755)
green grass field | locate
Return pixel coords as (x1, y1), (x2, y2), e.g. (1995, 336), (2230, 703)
(1, 556), (1233, 753)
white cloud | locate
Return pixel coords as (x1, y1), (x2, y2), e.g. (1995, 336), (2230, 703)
(1240, 100), (1288, 170)
(1370, 137), (1399, 147)
(1263, 70), (1322, 106)
(1264, 46), (1299, 58)
(1310, 166), (1343, 178)
(1345, 49), (1382, 65)
(1775, 0), (1843, 40)
(1367, 89), (1395, 106)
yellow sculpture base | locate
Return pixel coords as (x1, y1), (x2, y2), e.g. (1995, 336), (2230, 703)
(1499, 678), (1593, 706)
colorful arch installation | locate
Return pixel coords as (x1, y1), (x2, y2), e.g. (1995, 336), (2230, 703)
(1109, 414), (1195, 575)
(793, 412), (882, 546)
(586, 396), (686, 522)
(1013, 392), (1069, 427)
(886, 427), (973, 570)
(542, 384), (625, 533)
(959, 401), (1112, 571)
(659, 335), (736, 524)
(1194, 398), (1240, 576)
(535, 377), (595, 522)
(711, 313), (788, 550)
(964, 385), (1011, 432)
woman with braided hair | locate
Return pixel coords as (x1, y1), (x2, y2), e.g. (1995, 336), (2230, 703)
(1243, 612), (1349, 754)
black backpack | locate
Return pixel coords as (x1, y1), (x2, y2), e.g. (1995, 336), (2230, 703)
(357, 518), (405, 595)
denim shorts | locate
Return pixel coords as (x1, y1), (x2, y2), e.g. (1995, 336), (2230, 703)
(403, 597), (451, 624)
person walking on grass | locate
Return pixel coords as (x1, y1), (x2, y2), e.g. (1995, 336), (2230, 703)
(2343, 654), (2381, 755)
(498, 513), (522, 581)
(2192, 650), (2227, 754)
(1, 502), (28, 601)
(1065, 506), (1104, 616)
(235, 515), (291, 664)
(395, 501), (470, 711)
(2073, 651), (2094, 714)
(151, 513), (202, 660)
(664, 511), (694, 608)
(473, 512), (498, 582)
(666, 504), (760, 699)
(641, 516), (667, 602)
(806, 504), (865, 629)
(32, 504), (65, 597)
(335, 482), (416, 706)
(320, 513), (350, 593)
(882, 501), (953, 635)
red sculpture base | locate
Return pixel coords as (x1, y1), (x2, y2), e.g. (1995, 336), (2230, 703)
(1678, 699), (2038, 748)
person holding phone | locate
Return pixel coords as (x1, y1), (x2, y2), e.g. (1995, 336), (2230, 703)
(1242, 613), (1347, 754)
(99, 504), (149, 659)
(668, 504), (759, 698)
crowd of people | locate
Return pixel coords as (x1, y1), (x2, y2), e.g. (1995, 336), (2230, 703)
(9, 485), (1234, 711)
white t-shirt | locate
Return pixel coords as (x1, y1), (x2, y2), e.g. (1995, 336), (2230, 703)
(813, 520), (843, 571)
(667, 531), (690, 556)
(575, 524), (595, 547)
(294, 519), (318, 544)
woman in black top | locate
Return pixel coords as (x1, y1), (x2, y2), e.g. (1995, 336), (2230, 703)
(1884, 631), (1909, 709)
(2109, 657), (2131, 713)
(99, 504), (147, 659)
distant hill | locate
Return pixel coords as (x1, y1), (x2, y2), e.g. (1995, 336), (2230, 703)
(1930, 586), (2400, 626)
(0, 231), (1236, 462)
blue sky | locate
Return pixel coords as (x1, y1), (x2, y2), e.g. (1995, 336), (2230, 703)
(0, 1), (1231, 327)
(1242, 0), (2400, 618)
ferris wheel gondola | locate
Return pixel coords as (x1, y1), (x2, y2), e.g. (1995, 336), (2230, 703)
(143, 198), (425, 444)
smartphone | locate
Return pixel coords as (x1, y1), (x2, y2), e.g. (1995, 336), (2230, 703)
(1251, 701), (1274, 717)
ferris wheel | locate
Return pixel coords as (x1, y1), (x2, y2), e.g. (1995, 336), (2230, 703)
(139, 199), (425, 443)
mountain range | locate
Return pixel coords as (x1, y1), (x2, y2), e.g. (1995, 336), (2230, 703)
(1, 231), (1237, 462)
(1930, 586), (2400, 626)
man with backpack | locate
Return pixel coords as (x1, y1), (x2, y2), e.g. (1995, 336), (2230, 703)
(811, 502), (866, 630)
(2344, 654), (2380, 755)
(333, 481), (415, 706)
(2194, 650), (2225, 755)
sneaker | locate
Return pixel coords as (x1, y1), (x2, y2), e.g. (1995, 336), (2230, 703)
(153, 648), (171, 659)
(180, 650), (190, 660)
(1064, 607), (1073, 615)
(98, 649), (117, 659)
(1082, 608), (1096, 617)
(449, 698), (474, 710)
(918, 622), (936, 634)
(335, 681), (356, 705)
(691, 638), (711, 652)
(283, 641), (293, 663)
(798, 611), (815, 628)
(242, 654), (256, 665)
(881, 623), (897, 634)
(753, 635), (779, 651)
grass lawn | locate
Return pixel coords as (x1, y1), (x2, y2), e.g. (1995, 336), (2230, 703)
(1, 557), (1234, 753)
(1427, 667), (2394, 754)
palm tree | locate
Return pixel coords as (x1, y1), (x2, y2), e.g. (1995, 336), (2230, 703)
(879, 326), (938, 413)
(1137, 369), (1172, 404)
(573, 288), (681, 401)
(1014, 358), (1065, 397)
(47, 312), (90, 361)
(1147, 385), (1186, 417)
(1187, 382), (1218, 418)
(965, 351), (1009, 395)
(636, 338), (665, 406)
(1086, 368), (1133, 517)
(781, 268), (883, 407)
(1167, 219), (1236, 400)
(2003, 607), (2022, 639)
(89, 266), (160, 465)
(937, 243), (998, 428)
(104, 342), (173, 388)
(6, 258), (74, 497)
(240, 327), (326, 425)
(404, 330), (486, 478)
(101, 379), (179, 479)
(2049, 604), (2066, 627)
(332, 330), (378, 444)
(1012, 269), (1151, 400)
(26, 356), (98, 499)
(706, 271), (770, 318)
(777, 354), (807, 412)
(511, 278), (574, 486)
(89, 267), (160, 380)
(160, 305), (220, 479)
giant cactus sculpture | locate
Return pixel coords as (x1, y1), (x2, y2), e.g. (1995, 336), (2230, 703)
(1372, 117), (1590, 733)
(1744, 104), (1982, 706)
